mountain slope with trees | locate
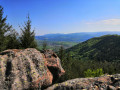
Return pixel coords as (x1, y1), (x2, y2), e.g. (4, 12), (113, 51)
(66, 35), (120, 61)
(57, 35), (120, 82)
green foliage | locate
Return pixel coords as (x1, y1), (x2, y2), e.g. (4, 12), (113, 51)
(58, 35), (120, 82)
(58, 51), (75, 82)
(0, 5), (20, 51)
(84, 68), (104, 77)
(0, 6), (38, 51)
(58, 46), (65, 61)
(42, 40), (48, 51)
(57, 40), (120, 82)
(66, 35), (120, 61)
(0, 5), (10, 51)
(6, 29), (20, 49)
(19, 14), (37, 49)
(58, 59), (120, 82)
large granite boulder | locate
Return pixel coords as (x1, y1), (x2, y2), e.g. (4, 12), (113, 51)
(0, 48), (65, 90)
(46, 74), (120, 90)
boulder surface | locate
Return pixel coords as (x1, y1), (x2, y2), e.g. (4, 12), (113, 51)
(0, 48), (65, 90)
(46, 74), (120, 90)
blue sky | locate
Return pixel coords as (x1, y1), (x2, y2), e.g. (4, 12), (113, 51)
(1, 0), (120, 35)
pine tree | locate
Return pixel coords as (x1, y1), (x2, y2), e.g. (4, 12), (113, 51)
(0, 6), (12, 51)
(20, 14), (37, 49)
(42, 40), (47, 51)
(58, 45), (67, 70)
(58, 46), (65, 61)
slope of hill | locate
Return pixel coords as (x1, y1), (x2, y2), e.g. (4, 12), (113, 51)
(66, 35), (120, 61)
(36, 31), (120, 42)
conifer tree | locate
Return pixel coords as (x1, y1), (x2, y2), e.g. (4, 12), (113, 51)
(58, 45), (65, 61)
(0, 6), (12, 51)
(42, 40), (47, 51)
(20, 14), (37, 48)
(58, 45), (66, 69)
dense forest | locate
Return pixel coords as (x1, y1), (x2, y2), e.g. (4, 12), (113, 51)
(66, 35), (120, 61)
(57, 35), (120, 82)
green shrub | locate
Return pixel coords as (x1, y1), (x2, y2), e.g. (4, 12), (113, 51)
(84, 68), (104, 77)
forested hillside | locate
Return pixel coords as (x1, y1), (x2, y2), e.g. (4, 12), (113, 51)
(66, 35), (120, 61)
(36, 33), (120, 51)
(57, 35), (120, 82)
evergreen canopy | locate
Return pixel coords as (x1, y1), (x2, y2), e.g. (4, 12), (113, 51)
(20, 14), (37, 49)
(0, 6), (13, 51)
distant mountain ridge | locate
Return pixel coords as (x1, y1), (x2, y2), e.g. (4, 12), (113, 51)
(35, 31), (120, 42)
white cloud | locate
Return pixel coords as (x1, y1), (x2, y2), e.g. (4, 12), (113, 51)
(102, 19), (120, 25)
(86, 19), (120, 25)
(35, 19), (120, 35)
(78, 19), (120, 32)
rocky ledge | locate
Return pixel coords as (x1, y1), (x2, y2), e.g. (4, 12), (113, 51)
(46, 74), (120, 90)
(0, 48), (65, 90)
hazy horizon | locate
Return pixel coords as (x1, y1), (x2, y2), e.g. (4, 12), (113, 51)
(1, 0), (120, 35)
(36, 31), (120, 36)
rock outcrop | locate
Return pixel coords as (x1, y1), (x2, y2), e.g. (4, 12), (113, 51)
(0, 48), (65, 90)
(46, 74), (120, 90)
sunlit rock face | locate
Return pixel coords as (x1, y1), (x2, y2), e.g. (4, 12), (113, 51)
(46, 74), (120, 90)
(0, 48), (65, 90)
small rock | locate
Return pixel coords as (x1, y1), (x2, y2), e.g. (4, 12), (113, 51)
(107, 85), (116, 90)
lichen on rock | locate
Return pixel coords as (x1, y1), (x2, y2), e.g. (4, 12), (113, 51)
(46, 74), (120, 90)
(0, 48), (65, 90)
